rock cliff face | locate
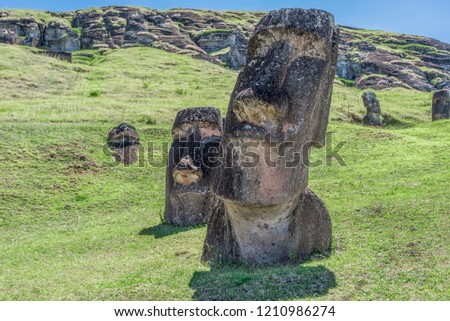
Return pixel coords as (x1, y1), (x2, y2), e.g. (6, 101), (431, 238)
(337, 26), (450, 91)
(1, 7), (450, 91)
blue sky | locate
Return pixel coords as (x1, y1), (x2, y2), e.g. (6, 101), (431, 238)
(1, 1), (449, 43)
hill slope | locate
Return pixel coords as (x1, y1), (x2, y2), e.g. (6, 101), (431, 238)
(1, 6), (450, 91)
(0, 44), (449, 300)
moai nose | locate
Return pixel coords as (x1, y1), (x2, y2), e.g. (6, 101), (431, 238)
(172, 156), (203, 186)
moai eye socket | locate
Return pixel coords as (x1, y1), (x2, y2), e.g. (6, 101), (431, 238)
(198, 136), (222, 170)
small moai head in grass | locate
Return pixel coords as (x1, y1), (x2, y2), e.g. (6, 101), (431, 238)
(203, 8), (338, 265)
(362, 91), (383, 126)
(107, 123), (140, 165)
(432, 89), (450, 121)
(164, 107), (223, 226)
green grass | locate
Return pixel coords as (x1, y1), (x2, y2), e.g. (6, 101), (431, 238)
(0, 44), (449, 301)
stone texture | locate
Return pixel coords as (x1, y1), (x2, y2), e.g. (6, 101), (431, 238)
(362, 91), (383, 126)
(202, 8), (339, 265)
(2, 7), (450, 84)
(432, 89), (450, 120)
(0, 18), (43, 47)
(165, 107), (224, 226)
(107, 123), (140, 165)
(44, 20), (80, 52)
(336, 26), (450, 91)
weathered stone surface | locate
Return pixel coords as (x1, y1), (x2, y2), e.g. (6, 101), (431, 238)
(107, 123), (140, 165)
(362, 91), (383, 126)
(202, 8), (338, 265)
(44, 20), (80, 52)
(0, 18), (43, 47)
(336, 26), (450, 91)
(432, 89), (450, 120)
(2, 7), (450, 84)
(165, 107), (224, 226)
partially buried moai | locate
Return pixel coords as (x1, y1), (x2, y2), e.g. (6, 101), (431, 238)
(432, 89), (450, 120)
(107, 123), (140, 165)
(165, 107), (224, 226)
(202, 9), (339, 265)
(362, 91), (383, 126)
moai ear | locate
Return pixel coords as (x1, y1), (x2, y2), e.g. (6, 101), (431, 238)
(309, 26), (339, 147)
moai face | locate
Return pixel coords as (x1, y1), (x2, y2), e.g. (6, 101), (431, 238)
(362, 91), (383, 126)
(204, 9), (338, 265)
(165, 107), (223, 226)
(215, 9), (339, 207)
(362, 91), (381, 114)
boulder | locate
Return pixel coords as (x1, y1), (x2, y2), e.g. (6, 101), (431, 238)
(432, 89), (450, 120)
(165, 107), (224, 226)
(202, 8), (339, 265)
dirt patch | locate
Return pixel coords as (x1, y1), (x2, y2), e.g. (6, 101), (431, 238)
(44, 143), (100, 174)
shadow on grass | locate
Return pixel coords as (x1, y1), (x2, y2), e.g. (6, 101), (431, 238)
(189, 264), (336, 301)
(139, 223), (204, 238)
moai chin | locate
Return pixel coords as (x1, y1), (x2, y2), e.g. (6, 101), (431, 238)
(165, 107), (224, 226)
(432, 89), (450, 121)
(107, 123), (140, 165)
(202, 9), (339, 265)
(362, 91), (383, 126)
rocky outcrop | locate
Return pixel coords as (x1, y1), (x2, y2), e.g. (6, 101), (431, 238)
(337, 26), (450, 91)
(44, 20), (80, 52)
(1, 7), (450, 89)
(0, 17), (43, 46)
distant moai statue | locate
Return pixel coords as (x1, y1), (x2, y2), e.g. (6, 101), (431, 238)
(432, 89), (450, 120)
(165, 107), (224, 226)
(362, 91), (383, 126)
(107, 123), (140, 165)
(202, 8), (339, 265)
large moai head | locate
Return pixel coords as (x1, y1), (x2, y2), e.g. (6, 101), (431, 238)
(215, 9), (338, 207)
(165, 107), (223, 226)
(204, 9), (338, 265)
(362, 91), (383, 126)
(432, 89), (450, 121)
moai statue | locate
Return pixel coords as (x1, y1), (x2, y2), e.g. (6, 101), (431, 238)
(202, 9), (339, 265)
(165, 107), (224, 226)
(432, 89), (450, 120)
(362, 91), (383, 126)
(107, 123), (140, 165)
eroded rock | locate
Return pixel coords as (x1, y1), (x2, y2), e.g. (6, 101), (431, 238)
(202, 8), (338, 265)
(165, 107), (224, 226)
(362, 91), (383, 126)
(44, 20), (80, 52)
(432, 89), (450, 120)
(0, 18), (43, 47)
(107, 123), (140, 165)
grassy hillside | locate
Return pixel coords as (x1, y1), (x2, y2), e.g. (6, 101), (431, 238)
(0, 44), (449, 300)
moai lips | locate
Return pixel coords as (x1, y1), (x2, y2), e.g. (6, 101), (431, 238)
(165, 107), (224, 226)
(432, 89), (450, 120)
(203, 9), (339, 265)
